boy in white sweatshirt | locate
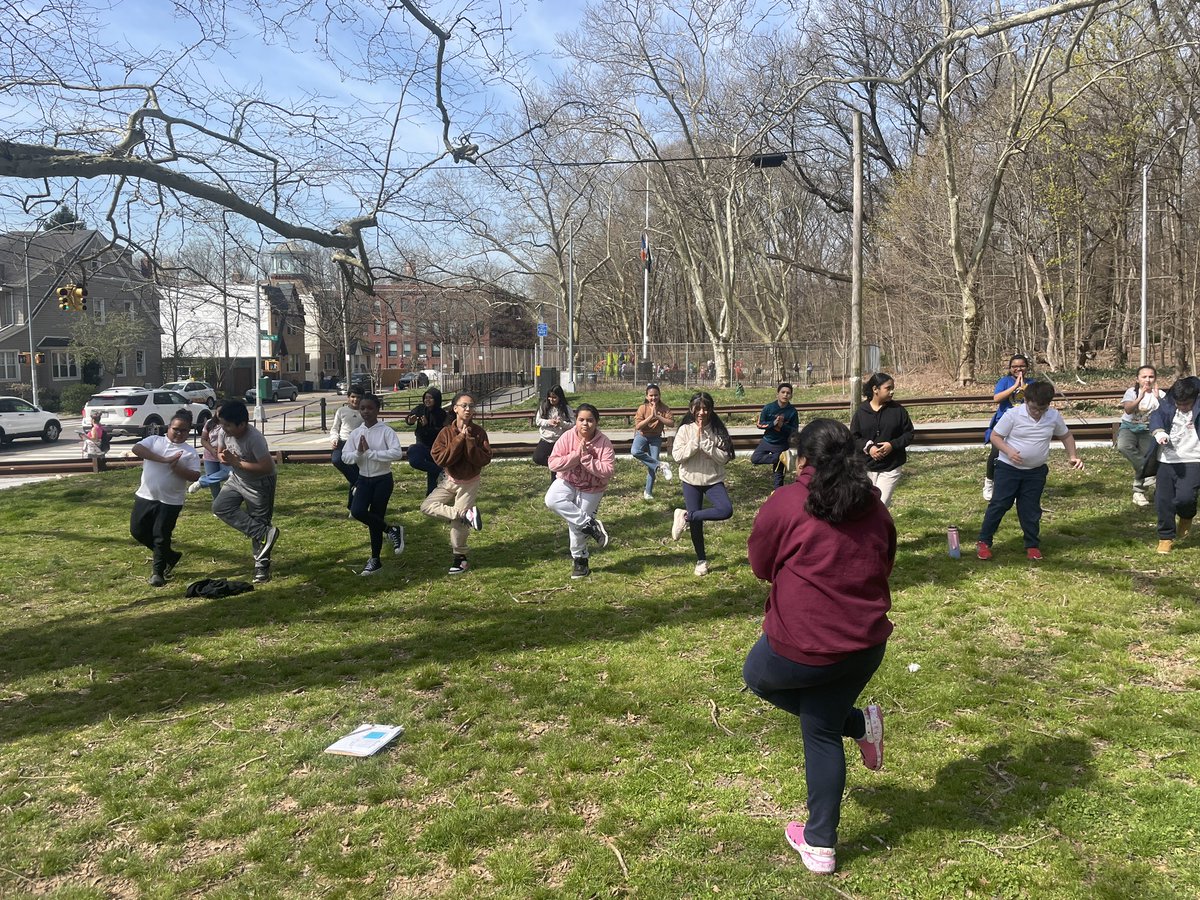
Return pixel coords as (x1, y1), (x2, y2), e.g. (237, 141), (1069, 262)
(340, 394), (406, 575)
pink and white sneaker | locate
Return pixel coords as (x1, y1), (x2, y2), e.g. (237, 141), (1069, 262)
(856, 703), (884, 771)
(784, 821), (836, 874)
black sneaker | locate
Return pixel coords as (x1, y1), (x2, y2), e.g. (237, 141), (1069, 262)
(148, 572), (167, 588)
(360, 557), (383, 576)
(163, 550), (182, 578)
(253, 562), (271, 584)
(585, 517), (609, 548)
(464, 506), (484, 532)
(387, 524), (405, 555)
(448, 555), (469, 575)
(571, 557), (590, 579)
(255, 526), (280, 561)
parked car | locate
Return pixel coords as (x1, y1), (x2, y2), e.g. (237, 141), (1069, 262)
(0, 396), (63, 444)
(160, 380), (217, 407)
(82, 387), (211, 438)
(336, 375), (374, 395)
(246, 379), (299, 403)
(395, 371), (430, 389)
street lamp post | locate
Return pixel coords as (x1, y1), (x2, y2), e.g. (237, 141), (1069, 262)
(23, 251), (39, 407)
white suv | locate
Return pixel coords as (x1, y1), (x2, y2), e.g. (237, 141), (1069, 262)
(160, 380), (217, 407)
(82, 387), (212, 438)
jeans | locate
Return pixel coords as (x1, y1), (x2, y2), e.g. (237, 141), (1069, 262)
(406, 442), (442, 496)
(1155, 461), (1200, 538)
(1116, 427), (1155, 490)
(331, 440), (359, 508)
(351, 473), (395, 558)
(130, 497), (183, 575)
(751, 439), (788, 488)
(631, 433), (663, 494)
(544, 479), (604, 559)
(213, 475), (278, 556)
(681, 481), (732, 561)
(978, 461), (1046, 548)
(743, 634), (886, 848)
(199, 459), (232, 499)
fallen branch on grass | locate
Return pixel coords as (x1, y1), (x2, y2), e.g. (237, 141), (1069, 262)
(709, 698), (734, 736)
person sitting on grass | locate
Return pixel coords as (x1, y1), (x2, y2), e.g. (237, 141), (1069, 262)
(742, 418), (893, 876)
(422, 391), (492, 575)
(213, 400), (280, 584)
(976, 380), (1084, 562)
(131, 411), (200, 587)
(340, 394), (407, 576)
(751, 382), (799, 490)
(1148, 376), (1200, 554)
(546, 403), (615, 580)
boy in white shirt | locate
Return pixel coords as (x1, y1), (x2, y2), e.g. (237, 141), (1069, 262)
(340, 394), (406, 575)
(976, 380), (1084, 561)
(1148, 377), (1200, 553)
(329, 386), (364, 513)
(131, 412), (201, 587)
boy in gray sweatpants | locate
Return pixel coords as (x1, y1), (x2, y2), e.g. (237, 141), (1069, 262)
(212, 400), (280, 583)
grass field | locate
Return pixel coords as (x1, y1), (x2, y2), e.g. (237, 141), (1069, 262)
(1, 446), (1197, 898)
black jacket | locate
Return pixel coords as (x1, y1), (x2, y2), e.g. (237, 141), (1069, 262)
(850, 401), (915, 472)
(1140, 384), (1200, 479)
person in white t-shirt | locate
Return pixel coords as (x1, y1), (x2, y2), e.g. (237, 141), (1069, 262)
(130, 412), (201, 587)
(976, 380), (1083, 562)
(340, 394), (407, 576)
(1116, 366), (1165, 507)
(1148, 377), (1200, 554)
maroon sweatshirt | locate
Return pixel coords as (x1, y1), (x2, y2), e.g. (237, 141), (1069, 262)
(748, 468), (895, 665)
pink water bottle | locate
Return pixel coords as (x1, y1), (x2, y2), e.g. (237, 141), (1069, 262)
(947, 526), (961, 559)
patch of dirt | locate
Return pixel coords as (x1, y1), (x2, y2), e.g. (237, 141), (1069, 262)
(1127, 643), (1196, 693)
(385, 860), (458, 898)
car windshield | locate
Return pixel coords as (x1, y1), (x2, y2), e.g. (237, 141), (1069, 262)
(162, 382), (186, 390)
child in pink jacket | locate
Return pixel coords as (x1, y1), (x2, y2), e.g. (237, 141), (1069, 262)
(546, 403), (615, 579)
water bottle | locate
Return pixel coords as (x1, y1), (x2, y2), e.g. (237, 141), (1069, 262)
(947, 526), (961, 559)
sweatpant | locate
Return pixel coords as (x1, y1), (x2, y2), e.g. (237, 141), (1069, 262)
(1155, 461), (1200, 539)
(420, 476), (479, 556)
(631, 433), (663, 494)
(213, 475), (277, 557)
(544, 479), (604, 559)
(351, 472), (395, 558)
(331, 440), (359, 508)
(1116, 427), (1155, 492)
(533, 440), (557, 483)
(867, 468), (903, 507)
(681, 481), (732, 562)
(978, 461), (1046, 549)
(406, 443), (442, 496)
(130, 497), (183, 575)
(751, 439), (788, 488)
(742, 634), (886, 848)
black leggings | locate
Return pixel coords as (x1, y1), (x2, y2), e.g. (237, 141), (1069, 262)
(681, 481), (732, 561)
(351, 473), (395, 558)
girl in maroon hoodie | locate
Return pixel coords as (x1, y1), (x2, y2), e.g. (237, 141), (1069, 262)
(742, 418), (895, 875)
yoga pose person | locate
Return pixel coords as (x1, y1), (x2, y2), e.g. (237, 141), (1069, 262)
(329, 386), (364, 512)
(849, 373), (915, 508)
(669, 392), (734, 576)
(422, 392), (492, 575)
(1116, 366), (1164, 507)
(1148, 377), (1200, 554)
(751, 383), (799, 490)
(213, 400), (281, 584)
(533, 386), (572, 484)
(546, 404), (615, 579)
(405, 387), (447, 496)
(631, 382), (673, 500)
(743, 418), (893, 875)
(341, 394), (406, 575)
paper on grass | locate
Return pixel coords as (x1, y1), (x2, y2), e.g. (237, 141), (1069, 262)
(324, 723), (404, 757)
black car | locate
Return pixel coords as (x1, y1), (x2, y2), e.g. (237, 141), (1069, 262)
(395, 372), (430, 389)
(336, 375), (374, 395)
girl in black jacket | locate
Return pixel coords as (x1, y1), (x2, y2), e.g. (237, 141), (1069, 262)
(849, 373), (915, 507)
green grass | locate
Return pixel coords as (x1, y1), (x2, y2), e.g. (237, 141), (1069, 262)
(1, 449), (1197, 897)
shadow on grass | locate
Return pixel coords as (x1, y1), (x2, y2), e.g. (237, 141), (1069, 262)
(846, 736), (1095, 859)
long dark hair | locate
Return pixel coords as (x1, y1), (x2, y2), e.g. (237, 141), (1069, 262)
(537, 385), (571, 420)
(862, 372), (894, 401)
(796, 419), (874, 523)
(678, 391), (734, 460)
(423, 387), (446, 426)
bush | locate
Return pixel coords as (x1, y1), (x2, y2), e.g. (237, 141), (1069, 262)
(58, 383), (99, 417)
(37, 388), (62, 412)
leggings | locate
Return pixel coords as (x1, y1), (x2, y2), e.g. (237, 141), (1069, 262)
(681, 481), (732, 561)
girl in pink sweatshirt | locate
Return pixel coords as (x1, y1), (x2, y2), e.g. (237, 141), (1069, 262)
(545, 404), (615, 579)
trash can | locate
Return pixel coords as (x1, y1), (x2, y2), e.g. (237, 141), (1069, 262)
(586, 373), (597, 387)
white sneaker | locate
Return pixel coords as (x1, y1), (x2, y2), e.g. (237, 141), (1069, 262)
(659, 460), (673, 481)
(642, 491), (653, 501)
(187, 480), (203, 494)
(671, 508), (688, 541)
(982, 477), (994, 501)
(1132, 490), (1150, 507)
(694, 560), (709, 576)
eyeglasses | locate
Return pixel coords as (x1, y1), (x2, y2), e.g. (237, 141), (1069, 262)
(646, 383), (659, 390)
(456, 403), (475, 409)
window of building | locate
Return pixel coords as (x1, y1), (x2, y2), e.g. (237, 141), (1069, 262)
(290, 354), (302, 372)
(403, 341), (412, 355)
(374, 342), (382, 357)
(388, 341), (398, 355)
(388, 321), (398, 335)
(0, 291), (16, 328)
(0, 350), (17, 380)
(417, 342), (427, 354)
(432, 343), (441, 357)
(113, 354), (126, 377)
(135, 350), (146, 376)
(52, 352), (79, 380)
(373, 322), (381, 335)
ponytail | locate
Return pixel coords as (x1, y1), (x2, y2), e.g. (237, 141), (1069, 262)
(796, 419), (874, 522)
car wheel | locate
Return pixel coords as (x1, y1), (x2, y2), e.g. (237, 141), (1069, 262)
(42, 421), (62, 442)
(206, 397), (215, 408)
(271, 392), (278, 402)
(195, 411), (211, 434)
(144, 415), (164, 436)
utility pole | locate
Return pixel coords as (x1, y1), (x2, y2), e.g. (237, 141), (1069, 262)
(849, 111), (864, 417)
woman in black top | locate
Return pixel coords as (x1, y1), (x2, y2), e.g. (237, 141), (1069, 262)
(849, 373), (915, 507)
(405, 387), (447, 495)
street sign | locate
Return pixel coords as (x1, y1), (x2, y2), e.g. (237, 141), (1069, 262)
(259, 331), (279, 341)
(537, 323), (548, 337)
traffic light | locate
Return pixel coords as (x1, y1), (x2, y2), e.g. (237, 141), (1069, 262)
(264, 358), (280, 373)
(72, 283), (88, 311)
(34, 352), (45, 364)
(58, 285), (72, 310)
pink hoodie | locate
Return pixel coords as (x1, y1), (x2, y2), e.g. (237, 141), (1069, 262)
(548, 427), (616, 493)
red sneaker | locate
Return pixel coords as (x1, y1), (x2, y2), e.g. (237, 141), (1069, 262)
(1027, 548), (1042, 561)
(976, 541), (992, 561)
